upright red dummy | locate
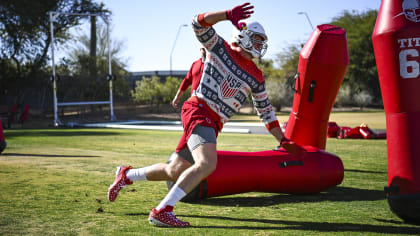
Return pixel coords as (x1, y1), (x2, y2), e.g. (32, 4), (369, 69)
(285, 25), (349, 150)
(372, 0), (420, 224)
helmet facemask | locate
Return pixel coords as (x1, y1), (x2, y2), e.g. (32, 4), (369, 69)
(245, 30), (268, 58)
(232, 21), (268, 58)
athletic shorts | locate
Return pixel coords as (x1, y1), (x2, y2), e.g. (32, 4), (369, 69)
(177, 125), (217, 164)
(175, 100), (219, 163)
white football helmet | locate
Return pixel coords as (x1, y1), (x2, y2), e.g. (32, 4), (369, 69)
(231, 21), (268, 58)
(402, 0), (420, 22)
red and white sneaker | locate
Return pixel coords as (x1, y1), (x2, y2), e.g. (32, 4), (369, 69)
(148, 205), (190, 227)
(107, 166), (133, 202)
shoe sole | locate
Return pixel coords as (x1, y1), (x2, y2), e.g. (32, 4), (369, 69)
(148, 217), (171, 227)
(148, 216), (189, 227)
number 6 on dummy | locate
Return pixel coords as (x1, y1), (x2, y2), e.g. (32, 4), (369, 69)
(372, 0), (420, 224)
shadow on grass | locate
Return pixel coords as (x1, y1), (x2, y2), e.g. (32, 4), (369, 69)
(183, 214), (420, 234)
(345, 169), (386, 174)
(5, 129), (121, 138)
(2, 153), (99, 158)
(189, 186), (385, 207)
(125, 212), (419, 234)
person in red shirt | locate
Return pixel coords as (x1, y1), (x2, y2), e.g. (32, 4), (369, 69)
(172, 48), (206, 109)
(108, 3), (297, 227)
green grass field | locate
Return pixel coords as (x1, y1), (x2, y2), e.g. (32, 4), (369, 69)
(232, 109), (386, 130)
(1, 111), (420, 235)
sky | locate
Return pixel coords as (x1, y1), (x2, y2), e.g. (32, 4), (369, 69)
(92, 0), (381, 72)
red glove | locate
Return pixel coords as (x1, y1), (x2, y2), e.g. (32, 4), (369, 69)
(226, 2), (254, 29)
(280, 137), (303, 155)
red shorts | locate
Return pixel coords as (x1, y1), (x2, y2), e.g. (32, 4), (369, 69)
(175, 100), (219, 152)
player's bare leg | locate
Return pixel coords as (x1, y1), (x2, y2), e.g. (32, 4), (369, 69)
(177, 143), (217, 193)
(108, 154), (191, 202)
(145, 155), (192, 181)
(149, 142), (217, 227)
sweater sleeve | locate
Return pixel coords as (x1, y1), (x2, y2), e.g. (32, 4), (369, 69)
(179, 62), (194, 92)
(192, 14), (219, 51)
(251, 82), (280, 132)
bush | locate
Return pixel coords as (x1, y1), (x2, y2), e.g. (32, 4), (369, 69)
(131, 76), (160, 105)
(266, 79), (294, 111)
(335, 84), (353, 107)
(354, 90), (373, 110)
(161, 77), (183, 104)
(131, 76), (182, 107)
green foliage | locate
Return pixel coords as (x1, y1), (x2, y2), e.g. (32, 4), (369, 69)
(63, 22), (131, 102)
(254, 58), (283, 80)
(330, 10), (380, 104)
(266, 79), (294, 111)
(335, 84), (353, 107)
(255, 58), (294, 112)
(131, 76), (182, 106)
(132, 76), (160, 105)
(354, 90), (373, 110)
(161, 77), (184, 104)
(336, 85), (374, 110)
(254, 44), (300, 112)
(0, 0), (108, 106)
(275, 44), (301, 88)
(273, 10), (380, 108)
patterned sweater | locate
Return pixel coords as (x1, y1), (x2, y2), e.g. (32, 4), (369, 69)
(192, 14), (279, 131)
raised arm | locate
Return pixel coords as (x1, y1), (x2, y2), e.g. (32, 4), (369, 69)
(199, 3), (254, 28)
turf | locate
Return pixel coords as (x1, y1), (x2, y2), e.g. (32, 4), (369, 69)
(231, 109), (386, 130)
(1, 118), (420, 235)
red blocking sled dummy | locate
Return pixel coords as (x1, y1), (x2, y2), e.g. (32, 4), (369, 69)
(372, 0), (420, 224)
(285, 24), (349, 150)
(167, 147), (343, 201)
(167, 24), (347, 201)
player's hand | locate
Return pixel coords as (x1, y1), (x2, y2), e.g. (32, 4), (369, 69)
(280, 137), (303, 155)
(226, 2), (254, 29)
(172, 97), (179, 109)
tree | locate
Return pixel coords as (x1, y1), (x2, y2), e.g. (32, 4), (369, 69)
(132, 76), (161, 106)
(254, 58), (283, 80)
(0, 0), (108, 107)
(266, 79), (294, 111)
(131, 76), (182, 108)
(330, 10), (380, 104)
(335, 84), (353, 107)
(272, 10), (380, 108)
(160, 77), (183, 104)
(255, 58), (294, 111)
(64, 22), (130, 102)
(275, 44), (301, 89)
